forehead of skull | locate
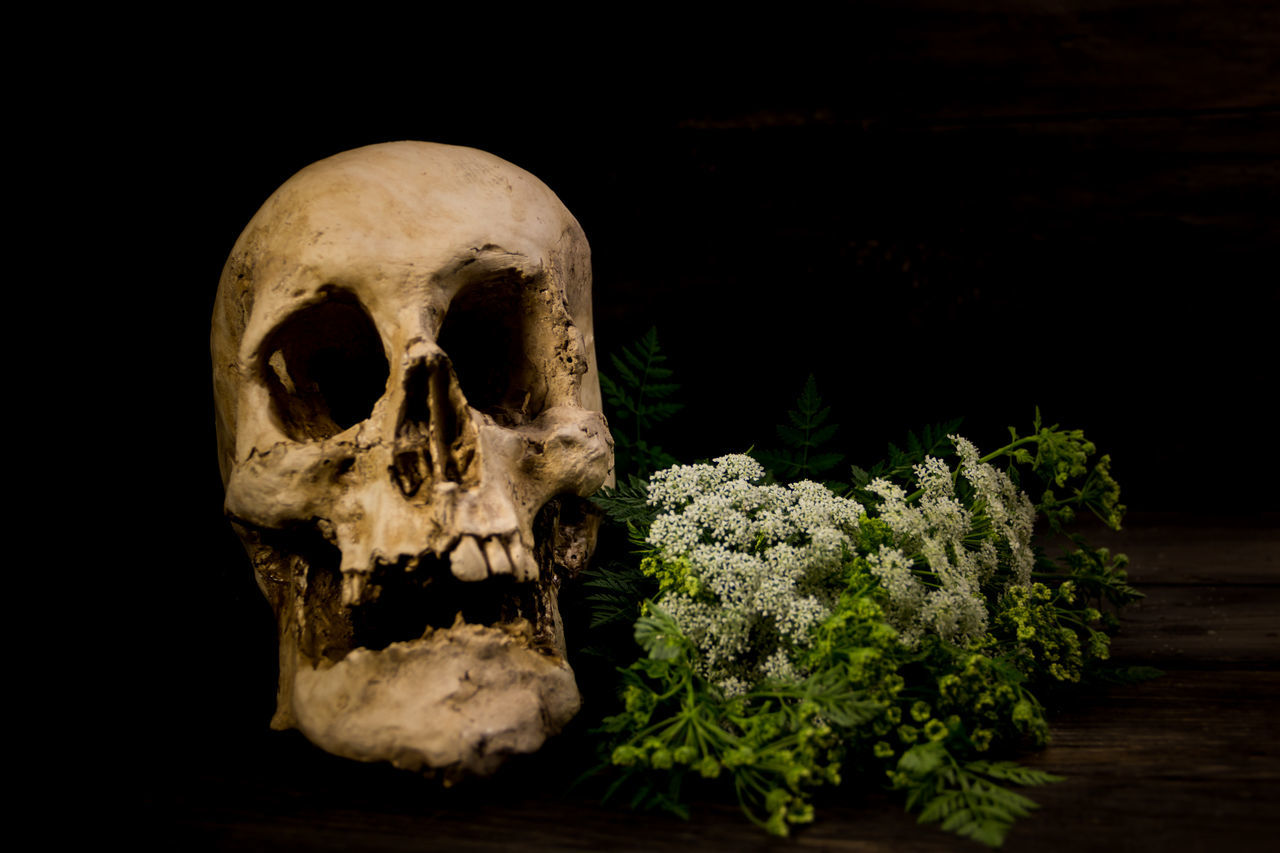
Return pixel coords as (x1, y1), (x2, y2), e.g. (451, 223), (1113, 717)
(229, 141), (585, 355)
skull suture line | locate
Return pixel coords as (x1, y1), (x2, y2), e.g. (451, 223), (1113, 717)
(211, 142), (613, 780)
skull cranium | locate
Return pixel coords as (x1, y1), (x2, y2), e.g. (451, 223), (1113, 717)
(211, 141), (613, 780)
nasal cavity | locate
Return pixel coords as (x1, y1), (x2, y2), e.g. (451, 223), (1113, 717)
(392, 357), (474, 497)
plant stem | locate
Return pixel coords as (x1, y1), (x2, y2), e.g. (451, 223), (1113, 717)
(979, 436), (1038, 465)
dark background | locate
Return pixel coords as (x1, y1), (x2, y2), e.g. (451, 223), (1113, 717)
(163, 5), (1278, 514)
(104, 0), (1277, 814)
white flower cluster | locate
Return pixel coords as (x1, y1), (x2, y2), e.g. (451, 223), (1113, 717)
(646, 454), (864, 696)
(952, 436), (1037, 585)
(865, 435), (1037, 648)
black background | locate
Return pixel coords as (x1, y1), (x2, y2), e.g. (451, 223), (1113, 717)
(95, 2), (1277, 798)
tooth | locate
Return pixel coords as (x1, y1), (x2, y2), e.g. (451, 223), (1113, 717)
(506, 537), (538, 582)
(341, 571), (366, 606)
(484, 538), (513, 576)
(450, 536), (488, 581)
(501, 618), (533, 640)
(315, 518), (337, 544)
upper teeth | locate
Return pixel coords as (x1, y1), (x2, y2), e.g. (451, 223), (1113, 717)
(341, 571), (366, 606)
(450, 537), (488, 582)
(449, 534), (539, 582)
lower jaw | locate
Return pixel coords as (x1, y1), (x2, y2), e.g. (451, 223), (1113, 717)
(289, 621), (581, 780)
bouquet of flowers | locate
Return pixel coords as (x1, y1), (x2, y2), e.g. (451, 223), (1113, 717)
(578, 332), (1145, 847)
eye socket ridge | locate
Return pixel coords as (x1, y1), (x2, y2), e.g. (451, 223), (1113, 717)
(437, 269), (552, 427)
(261, 290), (389, 441)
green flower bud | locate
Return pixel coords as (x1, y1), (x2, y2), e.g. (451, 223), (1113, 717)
(611, 745), (640, 766)
(765, 788), (791, 814)
(788, 800), (816, 824)
(784, 765), (811, 788)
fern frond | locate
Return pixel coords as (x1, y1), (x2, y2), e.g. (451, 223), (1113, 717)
(905, 747), (1061, 848)
(599, 328), (683, 477)
(965, 761), (1064, 786)
(859, 417), (965, 490)
(607, 354), (641, 391)
(644, 382), (681, 399)
(590, 474), (655, 526)
(758, 375), (844, 482)
(583, 569), (649, 629)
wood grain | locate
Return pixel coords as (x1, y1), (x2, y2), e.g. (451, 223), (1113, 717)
(140, 515), (1280, 851)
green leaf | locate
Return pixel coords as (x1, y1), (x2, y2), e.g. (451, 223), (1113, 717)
(909, 749), (1060, 848)
(918, 791), (963, 823)
(898, 741), (947, 777)
(855, 417), (964, 498)
(581, 557), (654, 629)
(634, 607), (689, 660)
(966, 761), (1064, 786)
(644, 382), (680, 398)
(598, 327), (682, 477)
(809, 423), (838, 446)
(590, 475), (655, 526)
(609, 353), (641, 388)
(808, 452), (845, 472)
(759, 374), (844, 482)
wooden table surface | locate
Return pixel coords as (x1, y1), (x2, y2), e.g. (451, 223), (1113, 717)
(143, 513), (1278, 851)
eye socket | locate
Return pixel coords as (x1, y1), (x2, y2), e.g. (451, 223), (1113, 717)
(262, 293), (388, 441)
(437, 271), (548, 426)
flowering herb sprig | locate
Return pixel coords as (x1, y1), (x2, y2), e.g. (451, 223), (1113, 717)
(585, 414), (1143, 846)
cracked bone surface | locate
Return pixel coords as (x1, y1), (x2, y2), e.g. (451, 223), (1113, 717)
(211, 142), (613, 780)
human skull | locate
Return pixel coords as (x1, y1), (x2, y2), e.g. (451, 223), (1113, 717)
(211, 141), (613, 780)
